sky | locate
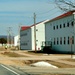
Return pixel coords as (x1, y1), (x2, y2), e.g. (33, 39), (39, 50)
(0, 0), (64, 36)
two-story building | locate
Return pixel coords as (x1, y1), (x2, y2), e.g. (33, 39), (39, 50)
(20, 20), (48, 50)
(45, 10), (75, 53)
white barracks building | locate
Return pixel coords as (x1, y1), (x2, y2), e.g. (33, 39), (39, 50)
(45, 10), (75, 53)
(20, 20), (48, 50)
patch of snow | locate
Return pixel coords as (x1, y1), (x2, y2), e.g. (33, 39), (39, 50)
(72, 56), (75, 59)
(30, 61), (58, 68)
(43, 54), (49, 55)
(43, 54), (53, 56)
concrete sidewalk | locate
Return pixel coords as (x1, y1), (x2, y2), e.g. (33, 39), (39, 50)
(16, 65), (75, 75)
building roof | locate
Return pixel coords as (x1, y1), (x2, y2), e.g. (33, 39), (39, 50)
(31, 20), (45, 27)
(30, 20), (49, 27)
(21, 22), (43, 31)
(21, 20), (49, 31)
(21, 26), (31, 31)
(45, 10), (75, 23)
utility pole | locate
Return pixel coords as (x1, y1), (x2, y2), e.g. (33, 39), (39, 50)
(18, 24), (21, 50)
(7, 27), (12, 48)
(7, 30), (9, 47)
(34, 13), (36, 52)
(11, 32), (14, 47)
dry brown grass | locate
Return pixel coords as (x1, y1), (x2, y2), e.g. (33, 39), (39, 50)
(62, 58), (75, 62)
(24, 51), (44, 56)
(0, 47), (75, 69)
(46, 60), (75, 68)
(0, 46), (6, 51)
(0, 52), (26, 57)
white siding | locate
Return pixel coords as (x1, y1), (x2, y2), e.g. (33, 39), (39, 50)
(14, 35), (19, 46)
(20, 20), (48, 51)
(45, 15), (75, 53)
(36, 23), (45, 50)
(31, 26), (34, 50)
(20, 28), (32, 50)
(31, 22), (46, 50)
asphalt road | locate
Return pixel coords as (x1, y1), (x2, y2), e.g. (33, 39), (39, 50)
(0, 64), (26, 75)
(18, 66), (75, 75)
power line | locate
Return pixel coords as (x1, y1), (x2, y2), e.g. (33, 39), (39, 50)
(25, 18), (33, 25)
(37, 6), (57, 16)
(36, 10), (63, 20)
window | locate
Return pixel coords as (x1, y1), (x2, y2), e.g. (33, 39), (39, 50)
(21, 33), (27, 36)
(36, 40), (38, 42)
(72, 36), (74, 44)
(68, 37), (69, 44)
(36, 29), (38, 31)
(67, 22), (69, 27)
(60, 24), (62, 28)
(64, 37), (66, 44)
(63, 23), (65, 28)
(21, 43), (27, 46)
(60, 37), (62, 44)
(57, 25), (58, 29)
(53, 26), (55, 30)
(57, 38), (59, 44)
(71, 21), (74, 26)
(54, 38), (55, 45)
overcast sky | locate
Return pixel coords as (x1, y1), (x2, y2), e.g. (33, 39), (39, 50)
(0, 0), (63, 36)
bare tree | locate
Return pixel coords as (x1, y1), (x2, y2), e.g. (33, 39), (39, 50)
(54, 0), (75, 12)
